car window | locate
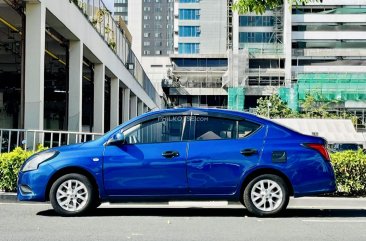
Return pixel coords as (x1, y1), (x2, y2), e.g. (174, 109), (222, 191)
(123, 115), (188, 144)
(238, 120), (261, 138)
(194, 116), (261, 141)
(194, 117), (236, 140)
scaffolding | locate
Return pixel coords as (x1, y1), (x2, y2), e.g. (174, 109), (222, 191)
(226, 0), (233, 50)
(271, 7), (283, 44)
(222, 49), (249, 110)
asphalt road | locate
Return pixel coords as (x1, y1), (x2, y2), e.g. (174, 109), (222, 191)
(1, 201), (366, 241)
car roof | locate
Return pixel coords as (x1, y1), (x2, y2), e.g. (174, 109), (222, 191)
(146, 107), (267, 123)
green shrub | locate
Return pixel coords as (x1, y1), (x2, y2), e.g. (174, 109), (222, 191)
(331, 150), (366, 196)
(0, 146), (46, 192)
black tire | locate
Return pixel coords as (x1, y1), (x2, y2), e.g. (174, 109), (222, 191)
(243, 174), (289, 217)
(49, 173), (98, 216)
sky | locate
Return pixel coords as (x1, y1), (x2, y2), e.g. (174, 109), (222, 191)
(104, 0), (114, 13)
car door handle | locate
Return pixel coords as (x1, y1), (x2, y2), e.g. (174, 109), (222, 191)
(162, 151), (180, 158)
(240, 148), (258, 156)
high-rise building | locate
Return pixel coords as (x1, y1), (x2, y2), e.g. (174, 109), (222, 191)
(230, 0), (366, 129)
(119, 0), (366, 129)
(114, 0), (128, 23)
(123, 0), (174, 98)
(163, 0), (229, 108)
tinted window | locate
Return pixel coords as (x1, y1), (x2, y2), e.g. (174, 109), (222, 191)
(238, 120), (261, 138)
(194, 117), (261, 141)
(123, 116), (187, 144)
(194, 117), (236, 140)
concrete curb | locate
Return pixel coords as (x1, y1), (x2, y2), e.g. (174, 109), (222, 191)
(0, 192), (17, 202)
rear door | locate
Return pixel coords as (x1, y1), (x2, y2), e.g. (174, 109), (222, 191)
(186, 115), (266, 195)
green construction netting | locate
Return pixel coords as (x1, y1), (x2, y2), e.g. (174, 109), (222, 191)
(297, 73), (366, 101)
(228, 87), (245, 111)
(279, 73), (366, 109)
(279, 86), (298, 111)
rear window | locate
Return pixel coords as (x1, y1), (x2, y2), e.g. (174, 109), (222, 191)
(238, 120), (261, 138)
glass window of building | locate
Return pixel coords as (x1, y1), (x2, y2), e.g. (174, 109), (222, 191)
(239, 16), (274, 26)
(239, 32), (273, 43)
(179, 9), (200, 20)
(178, 26), (200, 37)
(178, 43), (200, 54)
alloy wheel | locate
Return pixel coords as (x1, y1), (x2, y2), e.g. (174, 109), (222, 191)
(250, 179), (283, 212)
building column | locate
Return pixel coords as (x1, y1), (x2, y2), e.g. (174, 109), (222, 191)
(110, 77), (119, 128)
(24, 2), (46, 130)
(122, 88), (130, 122)
(232, 10), (239, 55)
(130, 94), (138, 118)
(68, 40), (83, 132)
(93, 64), (105, 133)
(284, 1), (292, 87)
(137, 99), (143, 116)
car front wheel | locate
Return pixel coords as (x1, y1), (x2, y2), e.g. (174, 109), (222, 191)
(49, 173), (96, 216)
(243, 174), (289, 217)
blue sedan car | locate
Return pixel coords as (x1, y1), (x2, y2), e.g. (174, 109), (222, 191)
(18, 108), (336, 216)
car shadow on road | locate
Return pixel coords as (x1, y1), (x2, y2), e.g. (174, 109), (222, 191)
(37, 208), (366, 218)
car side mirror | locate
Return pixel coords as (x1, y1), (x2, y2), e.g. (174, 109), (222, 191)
(107, 132), (126, 146)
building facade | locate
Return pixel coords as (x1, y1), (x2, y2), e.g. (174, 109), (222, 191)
(125, 0), (174, 97)
(114, 0), (128, 23)
(166, 0), (366, 129)
(0, 0), (160, 135)
(164, 0), (229, 108)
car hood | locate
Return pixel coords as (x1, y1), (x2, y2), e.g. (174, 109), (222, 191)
(52, 143), (85, 152)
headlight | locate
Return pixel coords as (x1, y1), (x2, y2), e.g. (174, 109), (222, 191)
(22, 151), (59, 172)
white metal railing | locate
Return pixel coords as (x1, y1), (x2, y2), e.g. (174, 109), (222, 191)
(0, 129), (103, 154)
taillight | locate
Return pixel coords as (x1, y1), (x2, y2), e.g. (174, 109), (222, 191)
(304, 143), (331, 161)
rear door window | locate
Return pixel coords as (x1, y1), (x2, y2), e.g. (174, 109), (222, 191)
(193, 116), (261, 141)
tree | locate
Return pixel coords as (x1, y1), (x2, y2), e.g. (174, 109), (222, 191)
(255, 94), (358, 126)
(300, 95), (332, 118)
(256, 94), (295, 118)
(232, 0), (314, 14)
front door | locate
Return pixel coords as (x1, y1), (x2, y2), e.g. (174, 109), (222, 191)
(103, 115), (189, 196)
(187, 116), (265, 195)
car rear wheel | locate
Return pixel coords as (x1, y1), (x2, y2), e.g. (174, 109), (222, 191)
(49, 173), (97, 216)
(243, 174), (289, 217)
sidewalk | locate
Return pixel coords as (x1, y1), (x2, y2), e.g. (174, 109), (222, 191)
(2, 191), (365, 209)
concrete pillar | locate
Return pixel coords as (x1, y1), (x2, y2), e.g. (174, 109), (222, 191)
(137, 99), (143, 116)
(24, 2), (46, 130)
(130, 94), (138, 118)
(284, 1), (292, 87)
(232, 11), (239, 55)
(122, 88), (130, 122)
(110, 77), (119, 128)
(143, 104), (148, 113)
(93, 64), (105, 133)
(68, 40), (83, 132)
